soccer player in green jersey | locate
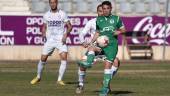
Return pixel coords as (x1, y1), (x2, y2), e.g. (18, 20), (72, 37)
(78, 1), (126, 96)
(76, 4), (120, 94)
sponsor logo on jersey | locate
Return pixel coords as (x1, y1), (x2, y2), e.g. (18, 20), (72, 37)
(100, 26), (115, 33)
(47, 21), (63, 27)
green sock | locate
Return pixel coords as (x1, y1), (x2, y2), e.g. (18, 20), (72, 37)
(86, 53), (95, 64)
(103, 74), (112, 88)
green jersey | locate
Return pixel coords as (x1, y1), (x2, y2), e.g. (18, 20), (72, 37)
(96, 14), (124, 62)
(96, 15), (124, 43)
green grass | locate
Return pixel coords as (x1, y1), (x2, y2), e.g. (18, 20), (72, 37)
(0, 61), (170, 96)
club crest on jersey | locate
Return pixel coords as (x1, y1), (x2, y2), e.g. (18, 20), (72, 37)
(100, 20), (103, 22)
(110, 19), (114, 24)
(57, 15), (61, 19)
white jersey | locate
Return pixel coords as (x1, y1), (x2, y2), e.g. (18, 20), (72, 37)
(79, 18), (96, 43)
(43, 10), (69, 43)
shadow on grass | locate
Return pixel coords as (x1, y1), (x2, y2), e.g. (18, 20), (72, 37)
(94, 90), (134, 95)
(66, 81), (78, 84)
(66, 81), (89, 85)
(109, 90), (134, 95)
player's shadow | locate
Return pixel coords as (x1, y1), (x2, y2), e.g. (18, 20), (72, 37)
(65, 81), (78, 84)
(94, 90), (134, 95)
(66, 81), (88, 85)
(109, 90), (134, 95)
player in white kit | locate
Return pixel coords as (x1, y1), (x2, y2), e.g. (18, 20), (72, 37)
(30, 0), (72, 85)
(76, 4), (120, 94)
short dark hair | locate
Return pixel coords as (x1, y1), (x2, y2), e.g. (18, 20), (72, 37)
(49, 0), (58, 3)
(102, 1), (112, 7)
(97, 4), (102, 11)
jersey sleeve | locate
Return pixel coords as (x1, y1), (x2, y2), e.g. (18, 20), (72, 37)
(116, 16), (124, 29)
(63, 12), (69, 23)
(43, 14), (47, 24)
(96, 20), (100, 32)
(79, 21), (92, 43)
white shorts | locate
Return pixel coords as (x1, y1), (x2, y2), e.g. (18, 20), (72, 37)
(42, 41), (68, 55)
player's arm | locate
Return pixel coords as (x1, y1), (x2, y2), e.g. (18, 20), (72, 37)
(90, 31), (99, 44)
(42, 14), (48, 42)
(62, 12), (72, 44)
(79, 21), (92, 48)
(62, 21), (72, 44)
(89, 20), (100, 44)
(42, 23), (47, 37)
(114, 16), (126, 36)
(65, 21), (72, 34)
(114, 27), (126, 36)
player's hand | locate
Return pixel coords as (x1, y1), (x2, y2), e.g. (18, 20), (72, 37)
(113, 31), (121, 36)
(42, 35), (47, 43)
(95, 47), (102, 52)
(82, 42), (90, 48)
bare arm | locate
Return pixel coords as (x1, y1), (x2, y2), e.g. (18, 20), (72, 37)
(114, 16), (126, 36)
(42, 23), (47, 36)
(90, 31), (99, 44)
(42, 23), (47, 42)
(65, 21), (72, 34)
(82, 32), (99, 48)
(114, 27), (126, 36)
(62, 21), (72, 44)
(79, 21), (92, 44)
(79, 20), (93, 48)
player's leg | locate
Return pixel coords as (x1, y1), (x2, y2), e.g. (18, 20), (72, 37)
(76, 47), (101, 94)
(30, 55), (49, 85)
(111, 57), (120, 78)
(57, 44), (68, 85)
(108, 57), (120, 92)
(99, 44), (118, 95)
(76, 55), (88, 94)
(78, 67), (86, 86)
(78, 55), (87, 87)
(78, 46), (95, 68)
(37, 55), (48, 78)
(30, 42), (55, 85)
(78, 46), (101, 68)
(99, 60), (113, 96)
(76, 67), (86, 94)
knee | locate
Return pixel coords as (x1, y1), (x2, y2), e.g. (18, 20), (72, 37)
(41, 55), (48, 62)
(80, 67), (86, 71)
(113, 58), (120, 67)
(61, 57), (67, 60)
(88, 46), (95, 51)
(60, 52), (68, 60)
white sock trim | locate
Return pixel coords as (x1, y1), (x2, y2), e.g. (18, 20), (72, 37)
(40, 60), (47, 65)
(79, 83), (84, 86)
(106, 59), (113, 63)
(78, 68), (86, 85)
(111, 66), (118, 71)
(88, 51), (95, 55)
(104, 69), (112, 74)
(78, 69), (85, 76)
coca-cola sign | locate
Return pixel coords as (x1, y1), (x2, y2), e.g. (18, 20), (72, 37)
(122, 16), (170, 45)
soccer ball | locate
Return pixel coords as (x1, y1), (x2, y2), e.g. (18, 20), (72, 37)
(96, 35), (109, 47)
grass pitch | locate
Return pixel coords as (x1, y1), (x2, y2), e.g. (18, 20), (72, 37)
(0, 61), (170, 96)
